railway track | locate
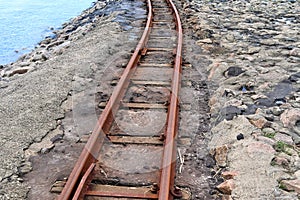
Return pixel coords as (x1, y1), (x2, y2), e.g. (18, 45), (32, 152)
(58, 0), (185, 199)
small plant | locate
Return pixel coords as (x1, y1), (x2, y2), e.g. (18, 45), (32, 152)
(279, 182), (287, 190)
(264, 132), (275, 139)
(275, 141), (287, 152)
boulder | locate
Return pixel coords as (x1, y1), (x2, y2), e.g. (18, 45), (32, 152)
(280, 108), (300, 128)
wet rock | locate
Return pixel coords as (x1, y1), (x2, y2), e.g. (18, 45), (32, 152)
(267, 80), (293, 101)
(274, 98), (287, 106)
(280, 179), (300, 193)
(50, 134), (64, 143)
(265, 115), (274, 122)
(219, 106), (243, 121)
(223, 66), (244, 77)
(217, 179), (235, 195)
(280, 108), (300, 128)
(255, 98), (274, 107)
(288, 72), (300, 82)
(243, 104), (258, 115)
(39, 38), (52, 45)
(8, 66), (34, 77)
(221, 171), (238, 180)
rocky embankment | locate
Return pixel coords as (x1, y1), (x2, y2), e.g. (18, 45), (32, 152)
(183, 0), (300, 199)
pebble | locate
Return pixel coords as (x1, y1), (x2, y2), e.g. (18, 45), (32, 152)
(214, 145), (228, 168)
(40, 144), (55, 154)
(221, 171), (238, 180)
(196, 38), (213, 44)
(257, 136), (275, 146)
(262, 127), (275, 135)
(271, 156), (289, 167)
(236, 133), (244, 140)
(217, 179), (235, 195)
(18, 162), (32, 175)
(248, 116), (269, 129)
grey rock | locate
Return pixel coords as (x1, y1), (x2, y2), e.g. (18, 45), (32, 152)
(257, 136), (275, 146)
(272, 107), (284, 116)
(31, 54), (44, 62)
(274, 133), (294, 146)
(262, 128), (275, 135)
(223, 66), (245, 77)
(280, 108), (300, 128)
(19, 62), (31, 67)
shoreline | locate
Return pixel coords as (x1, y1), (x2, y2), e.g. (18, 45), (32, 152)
(0, 0), (107, 81)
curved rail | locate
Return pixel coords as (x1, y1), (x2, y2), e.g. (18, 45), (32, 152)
(158, 0), (183, 199)
(58, 0), (183, 198)
(57, 0), (153, 199)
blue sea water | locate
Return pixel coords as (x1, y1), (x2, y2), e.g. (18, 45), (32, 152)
(0, 0), (95, 65)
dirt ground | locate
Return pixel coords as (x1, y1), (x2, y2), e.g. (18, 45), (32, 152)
(0, 0), (299, 199)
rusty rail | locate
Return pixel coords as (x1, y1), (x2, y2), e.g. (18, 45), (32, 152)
(158, 0), (182, 199)
(57, 0), (183, 198)
(57, 0), (153, 199)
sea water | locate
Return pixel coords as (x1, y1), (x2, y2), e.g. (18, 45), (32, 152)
(0, 0), (95, 65)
